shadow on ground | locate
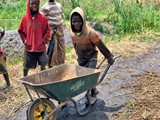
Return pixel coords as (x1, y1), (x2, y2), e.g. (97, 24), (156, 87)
(56, 97), (125, 120)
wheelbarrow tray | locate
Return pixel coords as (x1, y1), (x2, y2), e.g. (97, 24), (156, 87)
(18, 64), (101, 102)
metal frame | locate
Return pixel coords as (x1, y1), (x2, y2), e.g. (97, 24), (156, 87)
(24, 54), (122, 119)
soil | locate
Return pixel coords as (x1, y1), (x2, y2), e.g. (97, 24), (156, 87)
(0, 38), (160, 120)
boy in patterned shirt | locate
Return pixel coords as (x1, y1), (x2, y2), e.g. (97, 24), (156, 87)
(40, 0), (65, 68)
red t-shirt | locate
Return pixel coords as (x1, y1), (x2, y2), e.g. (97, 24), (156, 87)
(18, 0), (50, 52)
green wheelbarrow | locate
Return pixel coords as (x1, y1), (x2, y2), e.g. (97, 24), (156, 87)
(18, 55), (121, 120)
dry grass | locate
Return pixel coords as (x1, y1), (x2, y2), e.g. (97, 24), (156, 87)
(110, 41), (150, 57)
(113, 72), (160, 120)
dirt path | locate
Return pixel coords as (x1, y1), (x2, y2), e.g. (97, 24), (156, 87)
(0, 40), (160, 120)
(56, 44), (160, 120)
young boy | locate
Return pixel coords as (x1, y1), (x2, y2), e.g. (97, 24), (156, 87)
(40, 0), (65, 68)
(70, 7), (115, 103)
(0, 27), (10, 87)
(18, 0), (50, 77)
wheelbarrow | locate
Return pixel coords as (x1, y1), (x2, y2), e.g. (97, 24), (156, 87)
(18, 55), (121, 120)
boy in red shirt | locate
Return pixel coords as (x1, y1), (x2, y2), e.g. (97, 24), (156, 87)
(18, 0), (50, 77)
(0, 27), (10, 87)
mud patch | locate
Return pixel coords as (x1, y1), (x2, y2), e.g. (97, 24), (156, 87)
(113, 72), (160, 119)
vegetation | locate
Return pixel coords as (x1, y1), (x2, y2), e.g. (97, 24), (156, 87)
(1, 0), (160, 65)
(1, 0), (160, 35)
(0, 1), (160, 119)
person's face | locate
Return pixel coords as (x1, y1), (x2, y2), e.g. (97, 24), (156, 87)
(72, 14), (83, 32)
(30, 0), (39, 12)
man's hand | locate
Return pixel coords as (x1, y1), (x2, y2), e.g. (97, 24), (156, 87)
(42, 38), (47, 44)
(107, 56), (115, 65)
(24, 40), (26, 45)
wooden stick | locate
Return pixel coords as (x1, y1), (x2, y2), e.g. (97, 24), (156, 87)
(7, 107), (15, 118)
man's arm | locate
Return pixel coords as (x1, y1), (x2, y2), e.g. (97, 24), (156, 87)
(61, 12), (65, 21)
(42, 18), (50, 44)
(95, 39), (115, 65)
(18, 17), (26, 44)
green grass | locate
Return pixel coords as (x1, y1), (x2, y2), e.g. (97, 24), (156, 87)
(110, 0), (160, 34)
(1, 0), (160, 42)
(6, 52), (24, 66)
(1, 0), (160, 36)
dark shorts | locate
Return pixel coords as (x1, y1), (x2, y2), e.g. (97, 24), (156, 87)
(81, 60), (97, 68)
(24, 52), (47, 69)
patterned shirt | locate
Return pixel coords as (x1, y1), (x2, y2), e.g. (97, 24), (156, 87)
(40, 2), (64, 25)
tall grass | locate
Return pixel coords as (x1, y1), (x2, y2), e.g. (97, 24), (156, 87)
(0, 0), (47, 30)
(0, 0), (160, 35)
(109, 0), (160, 34)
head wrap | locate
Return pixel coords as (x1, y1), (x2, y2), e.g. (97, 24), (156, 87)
(0, 27), (4, 33)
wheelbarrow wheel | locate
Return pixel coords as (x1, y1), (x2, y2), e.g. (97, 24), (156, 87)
(27, 98), (56, 120)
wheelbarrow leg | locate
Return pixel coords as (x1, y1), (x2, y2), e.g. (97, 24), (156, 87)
(24, 85), (33, 101)
(44, 100), (70, 120)
(70, 90), (92, 116)
(45, 91), (93, 118)
(34, 88), (48, 114)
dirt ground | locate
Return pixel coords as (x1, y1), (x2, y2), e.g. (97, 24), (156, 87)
(114, 72), (160, 119)
(0, 38), (160, 120)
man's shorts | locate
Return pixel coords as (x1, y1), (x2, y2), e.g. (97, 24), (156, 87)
(23, 52), (47, 69)
(81, 60), (97, 69)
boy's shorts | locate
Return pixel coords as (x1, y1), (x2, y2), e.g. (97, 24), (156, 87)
(24, 52), (47, 69)
(81, 60), (97, 69)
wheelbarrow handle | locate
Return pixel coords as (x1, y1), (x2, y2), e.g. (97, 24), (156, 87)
(113, 54), (122, 60)
(96, 54), (122, 86)
(96, 58), (106, 69)
(96, 54), (122, 69)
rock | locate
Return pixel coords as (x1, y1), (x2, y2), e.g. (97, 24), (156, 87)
(0, 28), (72, 58)
(63, 28), (73, 47)
(1, 30), (23, 57)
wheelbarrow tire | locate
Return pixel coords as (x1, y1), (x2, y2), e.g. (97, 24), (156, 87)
(27, 98), (56, 120)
